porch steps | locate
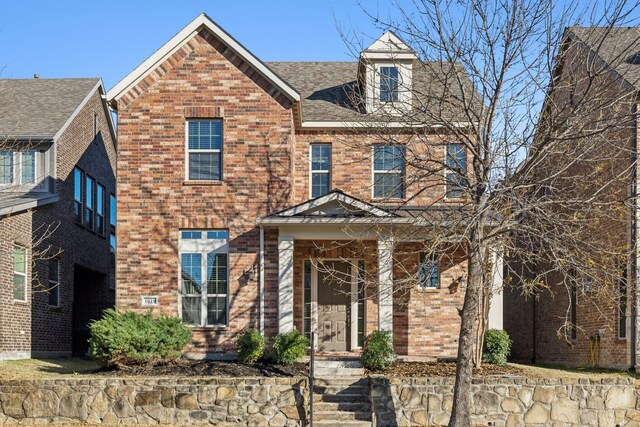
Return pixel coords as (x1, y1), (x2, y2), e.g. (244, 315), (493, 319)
(310, 377), (372, 427)
(314, 360), (365, 377)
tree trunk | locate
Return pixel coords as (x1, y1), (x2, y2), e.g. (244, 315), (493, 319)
(449, 243), (483, 427)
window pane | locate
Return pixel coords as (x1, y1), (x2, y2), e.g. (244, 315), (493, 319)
(374, 145), (404, 171)
(311, 173), (330, 198)
(49, 259), (59, 282)
(181, 231), (202, 239)
(207, 296), (227, 325)
(380, 66), (399, 102)
(446, 144), (466, 170)
(311, 145), (331, 171)
(188, 120), (223, 150)
(445, 172), (465, 198)
(181, 296), (201, 325)
(13, 246), (26, 273)
(85, 177), (93, 209)
(207, 230), (228, 239)
(74, 169), (83, 201)
(21, 151), (35, 183)
(181, 253), (202, 295)
(14, 275), (25, 300)
(110, 233), (116, 252)
(97, 185), (104, 215)
(0, 151), (13, 184)
(419, 255), (439, 288)
(48, 285), (59, 306)
(189, 152), (220, 180)
(207, 253), (228, 295)
(109, 194), (116, 227)
(374, 172), (403, 198)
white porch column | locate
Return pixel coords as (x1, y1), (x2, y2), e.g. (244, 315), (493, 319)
(278, 235), (294, 333)
(378, 234), (394, 333)
(488, 247), (504, 330)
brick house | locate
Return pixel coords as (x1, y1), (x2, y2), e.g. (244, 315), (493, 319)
(0, 78), (117, 360)
(107, 14), (504, 358)
(505, 27), (640, 369)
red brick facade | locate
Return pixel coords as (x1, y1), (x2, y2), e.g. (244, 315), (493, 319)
(112, 23), (471, 358)
(0, 87), (117, 359)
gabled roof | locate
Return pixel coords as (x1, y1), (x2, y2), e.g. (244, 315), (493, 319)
(361, 31), (418, 60)
(568, 27), (640, 91)
(0, 78), (103, 140)
(107, 13), (300, 106)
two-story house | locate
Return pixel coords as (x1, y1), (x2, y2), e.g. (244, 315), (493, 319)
(107, 14), (503, 358)
(505, 27), (640, 369)
(0, 78), (117, 360)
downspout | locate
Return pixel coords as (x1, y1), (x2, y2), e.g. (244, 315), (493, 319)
(259, 225), (265, 335)
(631, 102), (638, 370)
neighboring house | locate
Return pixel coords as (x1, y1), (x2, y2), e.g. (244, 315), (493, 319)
(107, 14), (504, 358)
(0, 78), (117, 360)
(505, 27), (640, 369)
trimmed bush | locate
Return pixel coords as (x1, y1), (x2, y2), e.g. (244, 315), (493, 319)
(272, 329), (309, 365)
(361, 330), (396, 371)
(88, 309), (192, 367)
(483, 329), (512, 365)
(236, 329), (266, 364)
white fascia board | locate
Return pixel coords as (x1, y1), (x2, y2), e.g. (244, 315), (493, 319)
(299, 120), (474, 129)
(257, 217), (413, 225)
(107, 13), (300, 104)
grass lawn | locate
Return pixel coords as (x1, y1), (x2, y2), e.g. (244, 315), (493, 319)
(0, 358), (101, 380)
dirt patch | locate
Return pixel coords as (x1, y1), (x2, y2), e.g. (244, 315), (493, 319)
(373, 361), (525, 377)
(99, 359), (307, 377)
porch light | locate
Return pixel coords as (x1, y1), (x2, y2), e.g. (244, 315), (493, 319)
(242, 264), (257, 282)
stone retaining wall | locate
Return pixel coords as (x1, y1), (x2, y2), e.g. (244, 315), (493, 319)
(0, 377), (307, 426)
(371, 376), (639, 426)
(0, 375), (638, 426)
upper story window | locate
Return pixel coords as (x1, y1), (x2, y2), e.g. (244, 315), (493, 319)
(96, 184), (105, 235)
(373, 144), (404, 199)
(445, 143), (467, 199)
(380, 66), (399, 102)
(311, 144), (331, 198)
(179, 230), (229, 327)
(74, 168), (83, 223)
(13, 245), (27, 302)
(109, 194), (116, 228)
(0, 150), (42, 187)
(85, 175), (95, 230)
(186, 120), (223, 181)
(419, 254), (439, 289)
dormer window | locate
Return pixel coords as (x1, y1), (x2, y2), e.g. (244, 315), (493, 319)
(380, 66), (399, 102)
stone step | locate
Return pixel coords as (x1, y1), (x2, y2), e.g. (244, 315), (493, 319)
(312, 385), (369, 395)
(314, 411), (372, 422)
(311, 421), (371, 427)
(314, 360), (362, 369)
(313, 393), (369, 403)
(313, 377), (369, 387)
(313, 402), (371, 412)
(314, 367), (365, 377)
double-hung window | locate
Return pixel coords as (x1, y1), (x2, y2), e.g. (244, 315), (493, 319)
(96, 184), (105, 235)
(0, 150), (40, 186)
(74, 168), (84, 223)
(418, 254), (439, 288)
(380, 66), (399, 102)
(445, 144), (467, 198)
(48, 259), (60, 307)
(373, 144), (405, 199)
(179, 230), (229, 326)
(13, 245), (27, 301)
(310, 144), (331, 198)
(187, 120), (223, 181)
(0, 151), (13, 184)
(85, 175), (95, 230)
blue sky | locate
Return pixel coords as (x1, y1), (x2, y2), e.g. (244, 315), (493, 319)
(0, 1), (391, 90)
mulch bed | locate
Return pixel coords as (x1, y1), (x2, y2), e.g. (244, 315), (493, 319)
(372, 361), (525, 377)
(97, 359), (308, 377)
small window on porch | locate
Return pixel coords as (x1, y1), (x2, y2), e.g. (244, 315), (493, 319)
(418, 253), (439, 288)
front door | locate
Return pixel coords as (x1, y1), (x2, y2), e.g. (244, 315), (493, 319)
(317, 261), (351, 351)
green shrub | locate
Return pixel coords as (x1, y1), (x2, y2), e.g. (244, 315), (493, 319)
(236, 329), (266, 364)
(483, 329), (512, 365)
(88, 309), (192, 367)
(361, 330), (396, 371)
(272, 329), (309, 365)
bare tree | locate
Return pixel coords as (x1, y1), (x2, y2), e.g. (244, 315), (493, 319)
(333, 1), (640, 425)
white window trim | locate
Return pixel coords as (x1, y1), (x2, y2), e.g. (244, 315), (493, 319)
(0, 150), (42, 188)
(13, 244), (28, 302)
(371, 144), (404, 200)
(444, 143), (467, 200)
(184, 120), (223, 182)
(178, 231), (229, 327)
(48, 259), (60, 307)
(309, 144), (331, 198)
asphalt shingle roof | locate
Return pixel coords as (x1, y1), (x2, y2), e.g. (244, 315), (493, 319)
(569, 27), (640, 91)
(266, 61), (480, 124)
(0, 78), (100, 140)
